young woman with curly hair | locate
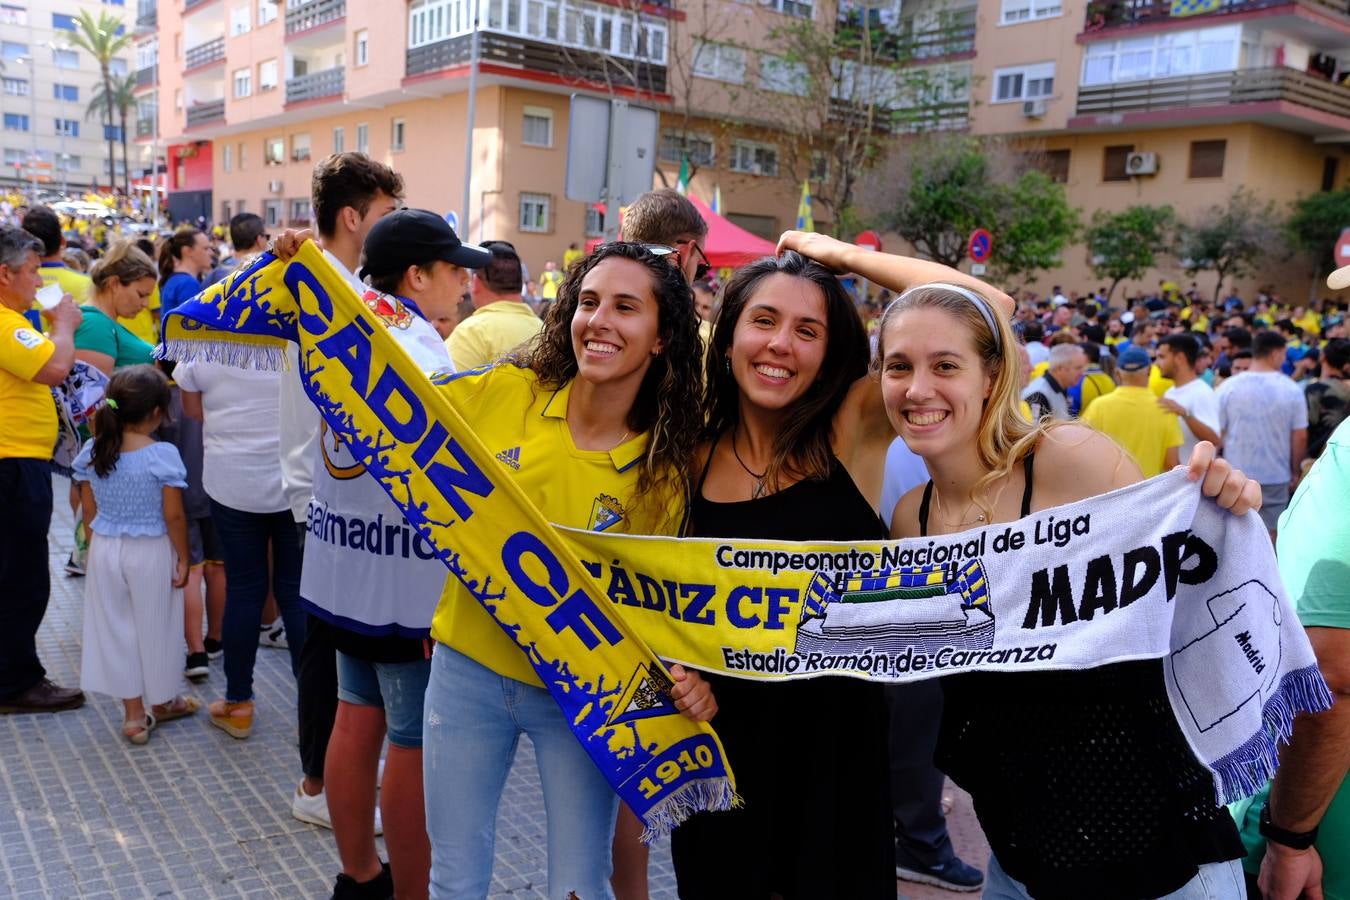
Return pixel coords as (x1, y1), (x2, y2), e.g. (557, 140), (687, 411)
(421, 241), (717, 900)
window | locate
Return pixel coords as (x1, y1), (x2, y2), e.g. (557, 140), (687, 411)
(223, 143), (233, 171)
(391, 119), (406, 152)
(238, 141), (246, 169)
(291, 133), (310, 161)
(55, 119), (79, 137)
(233, 68), (252, 98)
(4, 113), (30, 132)
(231, 5), (251, 34)
(288, 197), (312, 225)
(103, 124), (123, 141)
(1103, 144), (1134, 182)
(53, 48), (79, 68)
(2, 42), (28, 62)
(2, 77), (29, 96)
(356, 122), (369, 153)
(258, 59), (278, 90)
(522, 106), (552, 147)
(236, 199), (246, 212)
(992, 62), (1054, 102)
(1000, 0), (1062, 24)
(109, 58), (127, 75)
(174, 88), (182, 110)
(1081, 25), (1239, 87)
(332, 126), (344, 153)
(3, 148), (26, 164)
(585, 205), (604, 237)
(265, 136), (284, 165)
(258, 0), (278, 25)
(519, 193), (550, 232)
(62, 154), (80, 169)
(52, 12), (77, 30)
(53, 83), (78, 101)
(659, 131), (715, 167)
(0, 6), (28, 25)
(1039, 148), (1071, 183)
(760, 0), (813, 18)
(1188, 139), (1225, 178)
(692, 41), (746, 84)
(1323, 156), (1339, 192)
(809, 152), (829, 183)
(105, 158), (127, 176)
(355, 29), (368, 66)
(759, 54), (809, 96)
(264, 199), (282, 227)
(136, 38), (157, 70)
(221, 200), (232, 222)
(729, 139), (778, 176)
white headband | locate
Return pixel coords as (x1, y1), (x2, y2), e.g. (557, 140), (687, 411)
(893, 282), (1003, 353)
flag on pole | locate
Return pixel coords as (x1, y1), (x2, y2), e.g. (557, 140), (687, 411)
(712, 184), (723, 216)
(676, 155), (690, 195)
(795, 180), (814, 232)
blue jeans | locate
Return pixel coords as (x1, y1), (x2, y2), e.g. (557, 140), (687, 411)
(210, 500), (306, 702)
(984, 854), (1245, 900)
(422, 644), (617, 900)
(336, 649), (431, 749)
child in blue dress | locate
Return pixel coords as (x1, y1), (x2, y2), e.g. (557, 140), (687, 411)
(74, 364), (200, 744)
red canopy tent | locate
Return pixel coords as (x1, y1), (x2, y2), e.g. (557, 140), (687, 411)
(587, 194), (777, 269)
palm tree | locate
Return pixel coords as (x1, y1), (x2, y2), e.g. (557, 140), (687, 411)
(88, 73), (137, 196)
(67, 9), (132, 194)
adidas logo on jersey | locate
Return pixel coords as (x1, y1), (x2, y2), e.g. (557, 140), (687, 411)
(495, 446), (522, 470)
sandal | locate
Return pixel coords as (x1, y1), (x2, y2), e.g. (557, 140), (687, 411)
(152, 695), (202, 724)
(122, 712), (156, 745)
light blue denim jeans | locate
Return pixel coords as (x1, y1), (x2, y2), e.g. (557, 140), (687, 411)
(422, 643), (617, 900)
(984, 854), (1245, 900)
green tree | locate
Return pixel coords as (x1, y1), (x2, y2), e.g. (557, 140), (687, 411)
(67, 9), (132, 194)
(1177, 188), (1283, 302)
(1085, 205), (1175, 301)
(87, 73), (137, 197)
(990, 170), (1078, 287)
(1286, 188), (1350, 276)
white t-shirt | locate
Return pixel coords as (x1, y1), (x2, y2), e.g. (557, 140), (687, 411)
(175, 360), (287, 513)
(1165, 378), (1220, 465)
(1025, 341), (1049, 367)
(1216, 370), (1309, 485)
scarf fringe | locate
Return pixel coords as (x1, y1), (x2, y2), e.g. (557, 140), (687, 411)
(638, 778), (742, 844)
(156, 338), (289, 372)
(1211, 664), (1334, 804)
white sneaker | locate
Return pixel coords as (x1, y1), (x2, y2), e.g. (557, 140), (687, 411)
(290, 784), (382, 835)
(259, 619), (288, 650)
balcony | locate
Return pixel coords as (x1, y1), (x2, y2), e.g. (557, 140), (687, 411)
(1073, 66), (1350, 132)
(836, 10), (977, 64)
(185, 0), (221, 10)
(286, 0), (346, 36)
(136, 0), (156, 29)
(407, 32), (667, 93)
(136, 117), (156, 138)
(135, 64), (157, 89)
(1084, 0), (1350, 32)
(185, 98), (225, 127)
(285, 66), (344, 104)
(184, 37), (225, 71)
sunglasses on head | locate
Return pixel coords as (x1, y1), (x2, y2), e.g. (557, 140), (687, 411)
(640, 242), (711, 281)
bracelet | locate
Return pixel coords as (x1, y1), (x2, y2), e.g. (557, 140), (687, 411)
(1259, 802), (1319, 850)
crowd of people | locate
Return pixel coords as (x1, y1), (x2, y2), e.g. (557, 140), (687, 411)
(0, 153), (1345, 900)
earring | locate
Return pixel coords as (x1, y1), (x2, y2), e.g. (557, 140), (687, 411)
(723, 358), (731, 375)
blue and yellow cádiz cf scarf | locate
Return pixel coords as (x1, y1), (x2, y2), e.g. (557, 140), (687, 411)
(161, 246), (1332, 830)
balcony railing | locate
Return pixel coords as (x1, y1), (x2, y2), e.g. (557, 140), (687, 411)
(836, 11), (977, 63)
(1075, 66), (1350, 119)
(136, 117), (156, 138)
(184, 37), (225, 70)
(407, 32), (667, 93)
(1085, 0), (1350, 31)
(285, 66), (344, 104)
(185, 98), (225, 127)
(135, 64), (157, 88)
(286, 0), (346, 35)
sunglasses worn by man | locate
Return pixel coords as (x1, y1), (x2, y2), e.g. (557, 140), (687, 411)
(641, 241), (711, 282)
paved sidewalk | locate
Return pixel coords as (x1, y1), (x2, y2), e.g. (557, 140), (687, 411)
(0, 477), (987, 898)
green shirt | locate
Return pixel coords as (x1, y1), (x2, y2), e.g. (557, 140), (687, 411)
(1234, 420), (1350, 899)
(74, 305), (154, 370)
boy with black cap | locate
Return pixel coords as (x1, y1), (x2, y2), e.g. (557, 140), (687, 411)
(302, 208), (490, 899)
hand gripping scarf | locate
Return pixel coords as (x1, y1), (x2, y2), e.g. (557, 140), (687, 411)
(160, 246), (1332, 837)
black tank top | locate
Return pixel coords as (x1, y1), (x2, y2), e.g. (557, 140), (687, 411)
(918, 453), (1243, 900)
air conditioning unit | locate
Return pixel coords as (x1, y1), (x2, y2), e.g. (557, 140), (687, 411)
(267, 179), (284, 193)
(1126, 151), (1158, 175)
(1022, 99), (1047, 118)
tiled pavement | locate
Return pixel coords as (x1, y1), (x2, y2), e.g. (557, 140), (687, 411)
(0, 476), (987, 899)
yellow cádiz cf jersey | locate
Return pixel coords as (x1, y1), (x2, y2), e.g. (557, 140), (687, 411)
(431, 364), (687, 685)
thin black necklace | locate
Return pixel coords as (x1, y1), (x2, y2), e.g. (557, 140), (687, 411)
(732, 426), (768, 499)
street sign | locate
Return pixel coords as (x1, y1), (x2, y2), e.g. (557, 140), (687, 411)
(1336, 228), (1350, 268)
(968, 228), (992, 263)
(564, 95), (659, 211)
(444, 210), (459, 234)
(971, 263), (987, 276)
(855, 230), (883, 252)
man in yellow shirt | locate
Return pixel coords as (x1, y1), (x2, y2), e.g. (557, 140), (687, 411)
(447, 241), (543, 370)
(21, 207), (92, 329)
(1082, 346), (1183, 477)
(0, 226), (86, 714)
(562, 241), (583, 273)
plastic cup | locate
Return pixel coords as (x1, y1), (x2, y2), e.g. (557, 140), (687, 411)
(36, 283), (65, 310)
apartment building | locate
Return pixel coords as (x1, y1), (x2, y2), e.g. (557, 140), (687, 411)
(964, 0), (1350, 298)
(0, 0), (135, 194)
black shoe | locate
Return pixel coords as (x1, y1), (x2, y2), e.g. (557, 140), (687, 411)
(0, 679), (86, 714)
(331, 862), (392, 900)
(895, 855), (984, 893)
(203, 638), (223, 659)
(185, 652), (210, 681)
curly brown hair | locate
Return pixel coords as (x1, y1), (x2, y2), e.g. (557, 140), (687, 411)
(514, 242), (703, 528)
